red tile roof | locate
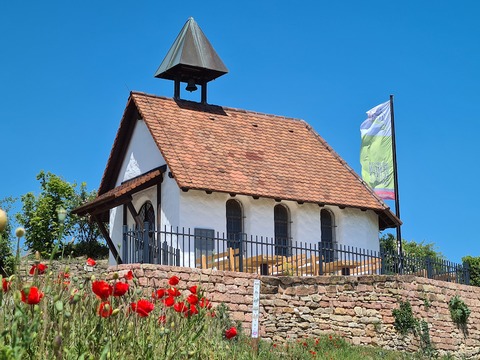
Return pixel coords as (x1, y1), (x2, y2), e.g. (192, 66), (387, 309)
(73, 167), (165, 216)
(97, 91), (399, 229)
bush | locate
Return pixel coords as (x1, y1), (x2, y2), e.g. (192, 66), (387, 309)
(462, 256), (480, 287)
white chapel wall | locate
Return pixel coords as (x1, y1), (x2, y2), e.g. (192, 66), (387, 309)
(177, 190), (380, 253)
(109, 119), (168, 264)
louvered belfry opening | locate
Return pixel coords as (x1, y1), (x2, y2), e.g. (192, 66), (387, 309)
(154, 17), (228, 104)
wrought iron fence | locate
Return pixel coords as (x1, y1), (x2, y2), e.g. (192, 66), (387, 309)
(122, 224), (470, 285)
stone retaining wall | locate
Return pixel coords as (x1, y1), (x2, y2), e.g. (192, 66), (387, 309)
(106, 264), (480, 359)
(20, 256), (109, 280)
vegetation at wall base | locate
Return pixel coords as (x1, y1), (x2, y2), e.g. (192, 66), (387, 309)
(392, 300), (437, 357)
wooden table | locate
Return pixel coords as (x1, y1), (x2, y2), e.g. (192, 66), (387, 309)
(321, 260), (361, 275)
(243, 255), (286, 275)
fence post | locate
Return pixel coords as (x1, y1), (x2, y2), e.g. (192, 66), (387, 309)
(143, 222), (150, 264)
(238, 234), (244, 273)
(426, 256), (433, 279)
(463, 261), (470, 285)
(122, 225), (128, 264)
(318, 242), (324, 276)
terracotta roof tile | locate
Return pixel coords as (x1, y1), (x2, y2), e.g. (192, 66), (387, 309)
(130, 92), (392, 213)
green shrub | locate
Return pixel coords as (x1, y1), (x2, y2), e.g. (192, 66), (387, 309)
(448, 295), (470, 325)
(392, 300), (418, 335)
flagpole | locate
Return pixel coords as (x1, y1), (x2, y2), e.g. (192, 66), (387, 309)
(389, 95), (403, 263)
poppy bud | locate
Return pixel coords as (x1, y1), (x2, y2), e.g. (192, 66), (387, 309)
(35, 251), (41, 260)
(15, 227), (25, 238)
(0, 209), (7, 232)
(90, 275), (96, 282)
(64, 266), (70, 274)
(112, 308), (120, 316)
(112, 272), (119, 280)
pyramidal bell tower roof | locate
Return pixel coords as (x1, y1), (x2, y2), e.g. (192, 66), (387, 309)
(154, 17), (228, 103)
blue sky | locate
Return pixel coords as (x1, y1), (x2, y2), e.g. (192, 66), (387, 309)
(1, 1), (478, 263)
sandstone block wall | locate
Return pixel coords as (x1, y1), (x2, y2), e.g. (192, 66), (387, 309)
(105, 264), (480, 359)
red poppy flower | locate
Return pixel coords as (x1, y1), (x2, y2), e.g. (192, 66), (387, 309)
(86, 258), (96, 266)
(167, 287), (181, 297)
(168, 276), (179, 286)
(189, 304), (199, 316)
(189, 285), (197, 294)
(113, 282), (129, 296)
(163, 296), (175, 307)
(225, 327), (237, 340)
(2, 278), (10, 292)
(21, 286), (44, 305)
(186, 294), (198, 305)
(152, 289), (166, 300)
(124, 270), (134, 280)
(174, 301), (188, 313)
(158, 315), (166, 324)
(207, 310), (215, 318)
(29, 263), (47, 275)
(92, 280), (113, 301)
(199, 297), (212, 309)
(98, 301), (113, 317)
(131, 299), (155, 317)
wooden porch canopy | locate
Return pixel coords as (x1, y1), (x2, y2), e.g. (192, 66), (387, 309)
(72, 165), (167, 263)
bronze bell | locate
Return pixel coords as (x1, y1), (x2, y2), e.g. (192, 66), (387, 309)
(186, 79), (198, 92)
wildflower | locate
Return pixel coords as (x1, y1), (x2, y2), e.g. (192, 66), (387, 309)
(186, 294), (198, 305)
(199, 297), (212, 309)
(29, 263), (47, 275)
(86, 258), (96, 266)
(131, 299), (155, 317)
(174, 302), (188, 313)
(189, 304), (199, 316)
(113, 282), (129, 296)
(92, 280), (113, 301)
(0, 209), (7, 232)
(168, 275), (179, 286)
(189, 285), (197, 294)
(158, 315), (167, 324)
(225, 326), (237, 340)
(167, 287), (181, 297)
(153, 289), (166, 300)
(2, 278), (10, 292)
(21, 286), (44, 305)
(98, 301), (113, 317)
(125, 270), (134, 280)
(15, 227), (25, 238)
(163, 296), (175, 307)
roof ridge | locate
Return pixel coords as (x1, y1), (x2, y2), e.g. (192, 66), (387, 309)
(130, 91), (305, 123)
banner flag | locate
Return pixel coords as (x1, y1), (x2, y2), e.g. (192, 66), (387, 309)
(360, 101), (395, 200)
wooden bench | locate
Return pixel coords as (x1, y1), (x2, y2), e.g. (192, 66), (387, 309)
(196, 247), (240, 271)
(352, 258), (382, 275)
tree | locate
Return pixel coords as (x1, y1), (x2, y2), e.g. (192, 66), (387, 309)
(16, 171), (107, 258)
(0, 197), (15, 276)
(462, 256), (480, 287)
(68, 182), (108, 258)
(380, 233), (445, 260)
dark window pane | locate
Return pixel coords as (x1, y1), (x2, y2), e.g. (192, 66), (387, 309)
(274, 205), (290, 256)
(226, 200), (242, 248)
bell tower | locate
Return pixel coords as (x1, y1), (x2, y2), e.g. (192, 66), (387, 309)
(154, 17), (228, 104)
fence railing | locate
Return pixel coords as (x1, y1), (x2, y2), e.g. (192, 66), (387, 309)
(122, 224), (470, 285)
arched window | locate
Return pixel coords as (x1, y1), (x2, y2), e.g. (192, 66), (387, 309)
(274, 204), (290, 256)
(320, 209), (335, 262)
(226, 199), (243, 248)
(138, 201), (155, 230)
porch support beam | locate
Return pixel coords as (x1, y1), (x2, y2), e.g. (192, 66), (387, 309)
(126, 201), (143, 228)
(93, 215), (122, 264)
